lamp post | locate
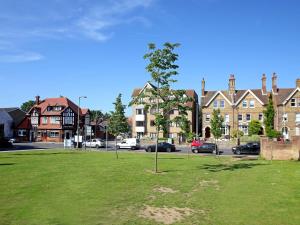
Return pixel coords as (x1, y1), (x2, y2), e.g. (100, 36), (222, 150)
(77, 96), (87, 149)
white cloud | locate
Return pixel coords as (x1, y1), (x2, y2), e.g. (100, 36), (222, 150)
(0, 0), (155, 62)
(0, 52), (43, 63)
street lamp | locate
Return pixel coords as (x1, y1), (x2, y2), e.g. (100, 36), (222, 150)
(77, 96), (87, 149)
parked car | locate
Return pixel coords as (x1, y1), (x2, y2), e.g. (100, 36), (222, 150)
(8, 138), (16, 143)
(191, 139), (203, 148)
(145, 142), (176, 152)
(192, 142), (218, 154)
(83, 139), (105, 148)
(232, 142), (260, 155)
(117, 138), (140, 150)
(0, 139), (13, 149)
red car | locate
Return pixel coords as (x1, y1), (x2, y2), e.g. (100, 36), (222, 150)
(191, 140), (203, 148)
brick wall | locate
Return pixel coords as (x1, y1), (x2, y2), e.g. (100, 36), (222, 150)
(260, 136), (300, 160)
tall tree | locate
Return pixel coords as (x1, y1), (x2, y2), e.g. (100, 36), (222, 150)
(263, 95), (276, 138)
(210, 109), (224, 155)
(130, 42), (192, 173)
(109, 94), (129, 159)
(20, 100), (35, 112)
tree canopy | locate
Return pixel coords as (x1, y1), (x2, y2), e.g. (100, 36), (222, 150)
(20, 100), (35, 112)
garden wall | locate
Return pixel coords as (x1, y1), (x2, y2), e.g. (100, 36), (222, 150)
(260, 136), (300, 160)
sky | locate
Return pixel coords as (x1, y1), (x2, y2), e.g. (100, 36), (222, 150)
(0, 0), (300, 115)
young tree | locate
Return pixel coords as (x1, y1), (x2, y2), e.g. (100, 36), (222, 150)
(130, 42), (192, 173)
(109, 94), (129, 159)
(263, 95), (277, 138)
(248, 120), (262, 136)
(210, 109), (224, 155)
(20, 100), (35, 112)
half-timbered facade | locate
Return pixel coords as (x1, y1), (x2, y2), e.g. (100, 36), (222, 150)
(20, 96), (90, 142)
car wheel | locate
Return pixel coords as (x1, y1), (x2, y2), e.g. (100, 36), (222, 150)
(131, 146), (135, 150)
(146, 147), (152, 152)
(95, 145), (99, 149)
(116, 145), (120, 149)
(194, 149), (198, 153)
(236, 149), (241, 155)
(166, 148), (171, 153)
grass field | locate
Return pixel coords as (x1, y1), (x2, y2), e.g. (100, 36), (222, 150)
(0, 150), (299, 225)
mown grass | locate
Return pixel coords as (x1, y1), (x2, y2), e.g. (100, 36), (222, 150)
(0, 150), (299, 225)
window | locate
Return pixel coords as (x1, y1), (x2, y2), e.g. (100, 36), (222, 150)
(136, 121), (144, 127)
(246, 114), (251, 121)
(149, 98), (156, 103)
(169, 121), (175, 127)
(259, 113), (263, 121)
(168, 133), (175, 138)
(136, 109), (144, 115)
(220, 100), (225, 108)
(296, 127), (300, 136)
(221, 125), (229, 135)
(150, 133), (157, 138)
(138, 98), (144, 104)
(205, 114), (210, 122)
(53, 106), (62, 111)
(49, 131), (59, 138)
(137, 132), (144, 138)
(291, 98), (296, 107)
(150, 120), (155, 127)
(50, 116), (60, 124)
(249, 100), (255, 108)
(18, 129), (26, 137)
(213, 100), (218, 108)
(296, 113), (300, 123)
(239, 125), (248, 135)
(298, 98), (300, 107)
(242, 100), (248, 108)
(42, 116), (47, 124)
(282, 113), (288, 122)
(175, 122), (181, 127)
(238, 114), (243, 121)
(225, 114), (229, 123)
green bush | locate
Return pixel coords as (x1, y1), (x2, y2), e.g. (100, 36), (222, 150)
(231, 129), (244, 138)
(240, 135), (260, 143)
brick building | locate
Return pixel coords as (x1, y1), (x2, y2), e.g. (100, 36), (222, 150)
(131, 82), (198, 140)
(17, 96), (90, 142)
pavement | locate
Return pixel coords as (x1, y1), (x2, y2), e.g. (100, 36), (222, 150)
(0, 142), (259, 158)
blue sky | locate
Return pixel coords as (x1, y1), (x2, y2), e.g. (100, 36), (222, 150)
(0, 0), (300, 115)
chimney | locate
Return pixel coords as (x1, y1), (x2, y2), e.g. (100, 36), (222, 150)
(35, 95), (40, 105)
(296, 78), (300, 88)
(228, 74), (236, 95)
(261, 74), (267, 95)
(201, 78), (205, 96)
(272, 73), (278, 94)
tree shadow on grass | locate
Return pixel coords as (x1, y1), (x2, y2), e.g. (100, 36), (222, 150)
(11, 152), (80, 156)
(199, 162), (269, 172)
(0, 163), (15, 166)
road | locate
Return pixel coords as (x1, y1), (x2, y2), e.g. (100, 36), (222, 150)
(0, 142), (259, 158)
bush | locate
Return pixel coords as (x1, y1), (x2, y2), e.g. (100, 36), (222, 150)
(231, 129), (244, 138)
(240, 135), (260, 143)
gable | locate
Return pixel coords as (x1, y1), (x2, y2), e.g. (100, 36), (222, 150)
(283, 88), (300, 105)
(235, 89), (264, 106)
(204, 91), (232, 107)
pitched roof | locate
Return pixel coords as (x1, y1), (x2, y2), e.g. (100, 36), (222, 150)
(0, 108), (26, 126)
(17, 117), (32, 129)
(31, 97), (88, 116)
(274, 88), (296, 105)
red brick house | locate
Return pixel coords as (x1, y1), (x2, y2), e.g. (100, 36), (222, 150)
(17, 96), (90, 142)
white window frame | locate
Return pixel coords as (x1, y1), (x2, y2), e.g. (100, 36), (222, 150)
(283, 113), (288, 122)
(42, 116), (47, 124)
(18, 129), (26, 137)
(296, 113), (300, 123)
(205, 114), (211, 122)
(238, 114), (243, 121)
(242, 100), (248, 108)
(50, 116), (60, 124)
(225, 114), (230, 123)
(249, 100), (255, 108)
(49, 131), (59, 138)
(291, 98), (296, 107)
(246, 114), (251, 121)
(220, 100), (225, 108)
(213, 100), (218, 108)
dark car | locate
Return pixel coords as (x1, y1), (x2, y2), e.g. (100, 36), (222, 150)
(192, 142), (218, 154)
(146, 142), (176, 152)
(0, 139), (13, 149)
(232, 142), (260, 155)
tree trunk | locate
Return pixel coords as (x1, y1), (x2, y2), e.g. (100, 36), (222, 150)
(115, 138), (118, 159)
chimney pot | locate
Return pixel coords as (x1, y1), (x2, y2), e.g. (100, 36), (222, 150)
(296, 78), (300, 88)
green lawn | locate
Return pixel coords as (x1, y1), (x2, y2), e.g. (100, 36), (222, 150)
(0, 150), (299, 225)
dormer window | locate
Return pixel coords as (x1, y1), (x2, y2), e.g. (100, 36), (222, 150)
(291, 98), (296, 107)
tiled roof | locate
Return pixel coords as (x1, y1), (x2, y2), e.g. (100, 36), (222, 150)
(31, 97), (88, 116)
(274, 88), (295, 105)
(0, 108), (26, 126)
(16, 117), (31, 129)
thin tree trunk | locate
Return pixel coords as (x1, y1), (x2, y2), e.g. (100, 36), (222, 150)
(155, 80), (160, 173)
(115, 138), (119, 159)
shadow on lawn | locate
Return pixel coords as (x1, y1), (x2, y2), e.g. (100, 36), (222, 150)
(11, 152), (79, 156)
(199, 162), (269, 172)
(0, 163), (15, 166)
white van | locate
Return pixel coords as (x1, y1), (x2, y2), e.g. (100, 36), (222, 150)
(117, 138), (140, 150)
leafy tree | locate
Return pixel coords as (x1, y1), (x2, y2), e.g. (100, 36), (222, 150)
(210, 109), (224, 155)
(108, 94), (129, 159)
(20, 100), (35, 112)
(248, 120), (262, 136)
(90, 110), (111, 122)
(263, 95), (277, 138)
(130, 42), (191, 173)
(231, 129), (244, 138)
